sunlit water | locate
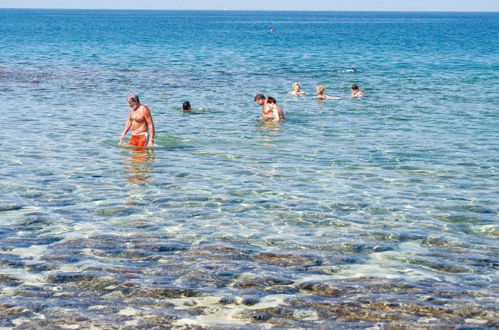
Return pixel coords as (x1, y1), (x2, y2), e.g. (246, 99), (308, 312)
(0, 9), (498, 328)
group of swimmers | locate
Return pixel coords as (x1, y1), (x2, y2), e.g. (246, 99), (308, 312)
(251, 82), (366, 122)
(120, 81), (366, 147)
(289, 82), (365, 99)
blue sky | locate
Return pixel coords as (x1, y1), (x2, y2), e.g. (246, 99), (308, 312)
(1, 0), (498, 11)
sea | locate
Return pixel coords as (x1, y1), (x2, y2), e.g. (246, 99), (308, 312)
(0, 9), (498, 328)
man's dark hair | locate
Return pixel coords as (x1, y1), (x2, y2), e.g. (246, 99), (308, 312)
(183, 101), (191, 111)
(351, 84), (359, 90)
(254, 94), (265, 102)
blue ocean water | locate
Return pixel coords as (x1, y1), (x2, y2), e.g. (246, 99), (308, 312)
(0, 9), (498, 327)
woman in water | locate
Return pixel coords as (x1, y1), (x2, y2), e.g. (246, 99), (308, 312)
(288, 82), (306, 96)
(265, 97), (285, 121)
(316, 86), (332, 99)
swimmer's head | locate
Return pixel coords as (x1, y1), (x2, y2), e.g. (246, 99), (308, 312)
(292, 82), (301, 91)
(254, 94), (266, 105)
(266, 96), (277, 104)
(182, 101), (191, 111)
(316, 86), (325, 95)
(351, 84), (359, 90)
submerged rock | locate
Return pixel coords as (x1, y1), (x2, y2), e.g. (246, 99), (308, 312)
(233, 275), (294, 289)
(48, 273), (99, 284)
(0, 275), (22, 286)
(241, 296), (260, 306)
(256, 252), (321, 268)
(218, 296), (236, 305)
(0, 204), (22, 212)
(0, 253), (25, 268)
(296, 281), (342, 297)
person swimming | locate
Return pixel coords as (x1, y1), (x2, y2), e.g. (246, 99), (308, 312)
(351, 84), (365, 98)
(182, 101), (191, 112)
(338, 67), (357, 73)
(316, 86), (332, 100)
(288, 82), (306, 96)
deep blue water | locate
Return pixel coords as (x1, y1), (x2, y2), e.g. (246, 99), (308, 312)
(0, 9), (498, 328)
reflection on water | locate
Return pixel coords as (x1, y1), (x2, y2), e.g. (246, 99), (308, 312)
(259, 119), (282, 133)
(258, 119), (282, 148)
(124, 147), (155, 184)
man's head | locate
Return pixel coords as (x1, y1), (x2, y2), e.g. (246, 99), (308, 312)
(351, 84), (359, 91)
(254, 94), (266, 105)
(182, 101), (191, 112)
(127, 93), (140, 109)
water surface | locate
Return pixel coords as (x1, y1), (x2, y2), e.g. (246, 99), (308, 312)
(0, 9), (498, 328)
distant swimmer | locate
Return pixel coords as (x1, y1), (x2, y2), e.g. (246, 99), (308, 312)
(269, 28), (275, 33)
(288, 82), (306, 96)
(339, 67), (357, 73)
(265, 96), (285, 121)
(316, 86), (333, 100)
(351, 84), (365, 98)
(255, 93), (274, 120)
(120, 93), (155, 147)
(182, 101), (191, 112)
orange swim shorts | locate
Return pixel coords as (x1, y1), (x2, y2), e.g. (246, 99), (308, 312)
(128, 134), (148, 147)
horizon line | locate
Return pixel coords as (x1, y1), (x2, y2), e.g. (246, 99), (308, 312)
(1, 7), (498, 13)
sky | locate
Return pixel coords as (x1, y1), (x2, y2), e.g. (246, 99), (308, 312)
(0, 0), (498, 11)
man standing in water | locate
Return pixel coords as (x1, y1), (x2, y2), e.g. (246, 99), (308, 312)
(120, 93), (155, 147)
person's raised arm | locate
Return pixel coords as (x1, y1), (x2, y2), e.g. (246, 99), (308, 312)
(144, 106), (155, 147)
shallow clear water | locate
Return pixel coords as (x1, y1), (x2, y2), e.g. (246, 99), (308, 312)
(0, 9), (498, 328)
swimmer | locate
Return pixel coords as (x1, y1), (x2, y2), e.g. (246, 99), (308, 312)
(120, 93), (155, 147)
(316, 86), (332, 100)
(265, 96), (285, 121)
(339, 67), (357, 73)
(288, 82), (306, 96)
(351, 84), (365, 98)
(254, 94), (274, 120)
(182, 101), (191, 112)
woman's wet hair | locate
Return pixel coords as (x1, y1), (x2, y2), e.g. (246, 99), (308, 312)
(292, 82), (301, 89)
(266, 96), (277, 104)
(316, 86), (325, 94)
(351, 84), (359, 90)
(182, 101), (191, 110)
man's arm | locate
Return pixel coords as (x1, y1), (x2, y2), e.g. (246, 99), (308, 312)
(144, 106), (155, 147)
(120, 117), (132, 144)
